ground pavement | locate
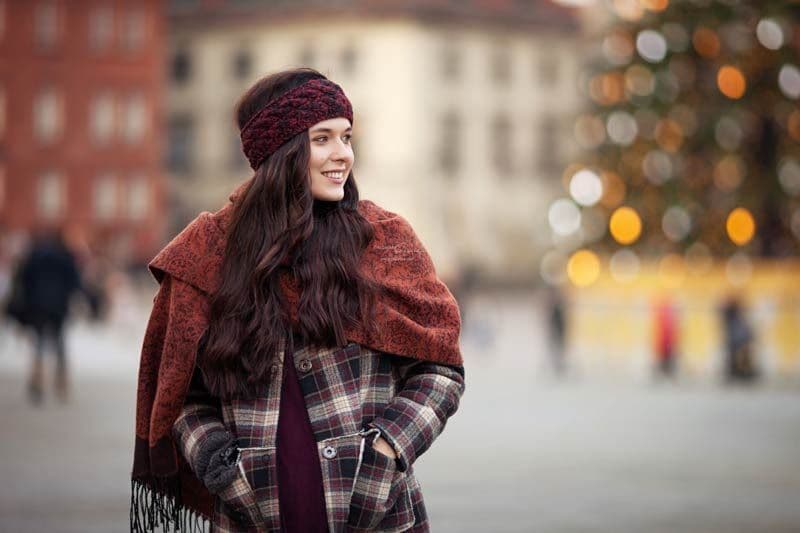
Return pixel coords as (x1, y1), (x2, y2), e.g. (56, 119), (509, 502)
(0, 293), (798, 533)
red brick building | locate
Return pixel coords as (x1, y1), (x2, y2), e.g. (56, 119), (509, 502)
(0, 0), (166, 264)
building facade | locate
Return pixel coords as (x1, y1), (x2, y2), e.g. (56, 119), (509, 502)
(0, 0), (167, 264)
(167, 1), (583, 282)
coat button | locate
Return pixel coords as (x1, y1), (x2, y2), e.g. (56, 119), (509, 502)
(322, 446), (337, 459)
(298, 359), (313, 373)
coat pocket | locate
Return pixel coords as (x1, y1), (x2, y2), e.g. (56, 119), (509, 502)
(347, 435), (415, 532)
(215, 452), (265, 531)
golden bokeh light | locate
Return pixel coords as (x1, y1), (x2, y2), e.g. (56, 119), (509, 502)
(693, 27), (720, 58)
(640, 0), (669, 12)
(613, 0), (644, 21)
(726, 207), (756, 246)
(609, 206), (642, 245)
(713, 155), (745, 191)
(567, 250), (601, 288)
(717, 65), (747, 99)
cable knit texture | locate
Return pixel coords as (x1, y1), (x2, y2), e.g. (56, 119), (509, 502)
(240, 78), (354, 169)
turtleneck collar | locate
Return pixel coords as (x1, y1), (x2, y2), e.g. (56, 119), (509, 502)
(312, 198), (341, 218)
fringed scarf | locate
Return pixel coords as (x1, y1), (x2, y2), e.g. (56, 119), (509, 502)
(130, 182), (462, 531)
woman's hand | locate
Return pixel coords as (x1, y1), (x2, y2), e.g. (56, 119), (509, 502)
(372, 436), (397, 460)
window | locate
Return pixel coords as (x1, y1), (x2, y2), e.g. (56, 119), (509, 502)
(232, 47), (252, 81)
(491, 112), (513, 175)
(127, 174), (150, 220)
(537, 52), (559, 87)
(340, 44), (357, 76)
(439, 111), (460, 176)
(93, 173), (116, 220)
(122, 8), (146, 52)
(167, 115), (194, 173)
(441, 41), (461, 81)
(538, 114), (561, 174)
(490, 43), (511, 85)
(34, 2), (59, 50)
(122, 93), (147, 144)
(34, 88), (63, 143)
(88, 5), (113, 52)
(90, 93), (115, 145)
(172, 47), (192, 84)
(38, 170), (64, 219)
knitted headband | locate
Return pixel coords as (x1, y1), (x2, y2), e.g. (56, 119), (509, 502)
(240, 78), (354, 170)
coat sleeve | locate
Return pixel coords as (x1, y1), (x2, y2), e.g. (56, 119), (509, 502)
(368, 357), (465, 472)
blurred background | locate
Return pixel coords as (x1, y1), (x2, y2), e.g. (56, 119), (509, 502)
(1, 0), (799, 532)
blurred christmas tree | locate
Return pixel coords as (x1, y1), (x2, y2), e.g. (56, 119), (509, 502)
(567, 0), (800, 261)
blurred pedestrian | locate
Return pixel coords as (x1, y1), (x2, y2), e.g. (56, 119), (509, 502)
(546, 286), (568, 376)
(652, 296), (678, 379)
(7, 229), (82, 404)
(720, 296), (757, 382)
(131, 68), (465, 533)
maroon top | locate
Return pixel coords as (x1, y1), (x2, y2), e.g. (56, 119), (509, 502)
(276, 333), (329, 532)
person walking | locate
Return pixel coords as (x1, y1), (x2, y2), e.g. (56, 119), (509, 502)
(9, 230), (82, 404)
(131, 69), (465, 533)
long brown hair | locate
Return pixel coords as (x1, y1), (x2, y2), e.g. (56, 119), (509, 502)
(201, 68), (378, 398)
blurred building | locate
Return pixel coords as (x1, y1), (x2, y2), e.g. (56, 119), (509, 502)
(0, 0), (167, 265)
(166, 0), (583, 282)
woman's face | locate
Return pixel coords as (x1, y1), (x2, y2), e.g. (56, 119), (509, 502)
(307, 117), (354, 201)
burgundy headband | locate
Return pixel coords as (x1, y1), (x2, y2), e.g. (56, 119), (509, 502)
(240, 78), (354, 170)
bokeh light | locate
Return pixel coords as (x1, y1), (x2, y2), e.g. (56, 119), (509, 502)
(567, 249), (601, 287)
(636, 30), (668, 63)
(612, 0), (644, 22)
(609, 249), (640, 283)
(685, 242), (713, 274)
(602, 31), (634, 66)
(574, 114), (607, 149)
(654, 118), (684, 152)
(625, 64), (656, 97)
(609, 206), (642, 245)
(569, 169), (603, 206)
(641, 0), (669, 12)
(607, 111), (638, 145)
(713, 155), (746, 192)
(756, 18), (784, 50)
(726, 207), (756, 246)
(548, 198), (582, 236)
(642, 150), (673, 184)
(717, 66), (746, 99)
(778, 158), (800, 196)
(778, 64), (800, 100)
(693, 27), (720, 58)
(539, 250), (568, 285)
(662, 205), (692, 242)
(715, 116), (743, 151)
(662, 22), (689, 52)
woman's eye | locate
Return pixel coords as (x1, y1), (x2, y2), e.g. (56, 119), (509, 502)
(313, 136), (327, 142)
(343, 134), (352, 143)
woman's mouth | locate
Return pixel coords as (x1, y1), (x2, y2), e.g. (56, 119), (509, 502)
(322, 170), (346, 183)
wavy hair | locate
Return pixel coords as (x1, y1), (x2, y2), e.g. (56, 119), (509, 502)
(201, 68), (378, 398)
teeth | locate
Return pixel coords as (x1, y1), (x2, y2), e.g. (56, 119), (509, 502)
(323, 171), (344, 179)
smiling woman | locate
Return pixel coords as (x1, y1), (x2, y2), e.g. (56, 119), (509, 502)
(308, 118), (353, 202)
(131, 68), (465, 533)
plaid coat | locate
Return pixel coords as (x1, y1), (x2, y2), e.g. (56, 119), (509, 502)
(173, 341), (465, 532)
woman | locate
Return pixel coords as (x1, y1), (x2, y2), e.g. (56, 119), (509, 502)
(131, 68), (465, 533)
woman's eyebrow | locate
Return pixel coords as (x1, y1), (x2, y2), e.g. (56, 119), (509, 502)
(310, 127), (353, 134)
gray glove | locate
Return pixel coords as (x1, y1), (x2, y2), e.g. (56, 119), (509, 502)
(195, 431), (240, 495)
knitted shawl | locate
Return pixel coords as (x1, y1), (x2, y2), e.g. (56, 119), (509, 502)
(130, 184), (463, 531)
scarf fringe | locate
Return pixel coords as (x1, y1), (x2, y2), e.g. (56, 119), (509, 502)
(130, 478), (208, 533)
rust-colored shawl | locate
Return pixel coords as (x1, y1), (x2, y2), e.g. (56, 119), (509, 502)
(130, 183), (462, 530)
